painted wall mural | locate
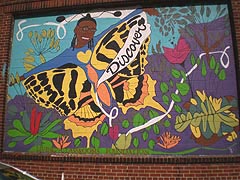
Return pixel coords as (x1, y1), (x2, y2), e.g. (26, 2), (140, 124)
(4, 4), (240, 155)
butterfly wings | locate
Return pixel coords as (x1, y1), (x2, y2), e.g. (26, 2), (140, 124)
(23, 63), (105, 127)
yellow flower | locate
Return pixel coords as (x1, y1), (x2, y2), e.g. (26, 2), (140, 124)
(196, 90), (206, 102)
(225, 131), (238, 142)
(209, 96), (222, 111)
(190, 124), (201, 138)
(190, 98), (197, 105)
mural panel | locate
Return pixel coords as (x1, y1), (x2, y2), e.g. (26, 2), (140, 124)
(4, 3), (240, 155)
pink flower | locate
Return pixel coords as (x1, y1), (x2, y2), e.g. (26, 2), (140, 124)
(109, 125), (119, 140)
(163, 37), (190, 64)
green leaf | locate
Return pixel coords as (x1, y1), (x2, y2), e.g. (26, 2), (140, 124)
(24, 135), (37, 145)
(171, 68), (181, 78)
(174, 104), (182, 113)
(171, 93), (182, 103)
(202, 114), (208, 132)
(22, 110), (30, 130)
(133, 137), (139, 148)
(218, 69), (226, 80)
(210, 56), (216, 70)
(114, 133), (132, 150)
(74, 139), (81, 147)
(206, 98), (215, 114)
(146, 125), (151, 131)
(8, 105), (18, 116)
(192, 113), (202, 127)
(216, 105), (232, 113)
(91, 136), (100, 148)
(160, 82), (169, 93)
(11, 136), (26, 142)
(122, 119), (130, 129)
(201, 60), (207, 77)
(133, 113), (145, 127)
(40, 131), (59, 138)
(196, 57), (200, 65)
(162, 95), (169, 105)
(148, 139), (155, 150)
(40, 119), (61, 135)
(200, 102), (208, 115)
(190, 54), (196, 65)
(13, 119), (28, 134)
(153, 124), (160, 135)
(217, 113), (239, 127)
(176, 83), (190, 96)
(142, 131), (149, 141)
(175, 115), (191, 132)
(163, 120), (171, 128)
(8, 142), (17, 148)
(148, 109), (159, 119)
(169, 79), (174, 87)
(100, 122), (109, 136)
(208, 114), (219, 134)
(180, 70), (187, 81)
(19, 111), (24, 116)
(41, 140), (53, 148)
(40, 112), (52, 125)
(215, 62), (220, 75)
(8, 129), (28, 137)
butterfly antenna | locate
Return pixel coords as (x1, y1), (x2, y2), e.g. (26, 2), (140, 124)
(91, 10), (122, 18)
(56, 10), (121, 23)
(56, 13), (84, 23)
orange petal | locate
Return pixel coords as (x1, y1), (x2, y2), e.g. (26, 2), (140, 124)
(62, 141), (71, 149)
(52, 139), (62, 149)
(166, 142), (179, 149)
(157, 143), (167, 149)
(97, 83), (111, 106)
(63, 136), (69, 143)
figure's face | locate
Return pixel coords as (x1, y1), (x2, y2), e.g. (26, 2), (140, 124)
(74, 20), (96, 48)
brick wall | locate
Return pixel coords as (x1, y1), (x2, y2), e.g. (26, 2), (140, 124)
(0, 0), (240, 180)
(1, 159), (240, 180)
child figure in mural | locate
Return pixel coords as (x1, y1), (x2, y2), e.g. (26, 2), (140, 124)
(21, 9), (169, 147)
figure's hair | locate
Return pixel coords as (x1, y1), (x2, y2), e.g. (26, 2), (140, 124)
(71, 14), (96, 50)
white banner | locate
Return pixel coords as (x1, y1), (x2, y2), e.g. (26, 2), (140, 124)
(97, 12), (151, 86)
